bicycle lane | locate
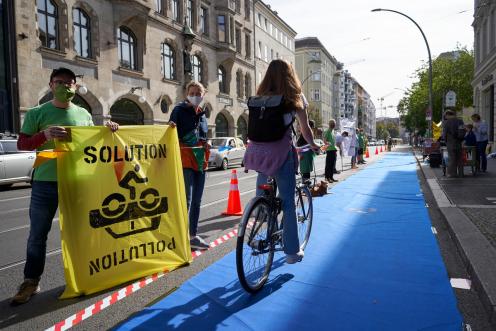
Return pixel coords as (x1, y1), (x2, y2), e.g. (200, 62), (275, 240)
(113, 152), (462, 331)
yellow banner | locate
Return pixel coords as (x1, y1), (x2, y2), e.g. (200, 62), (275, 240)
(55, 126), (190, 298)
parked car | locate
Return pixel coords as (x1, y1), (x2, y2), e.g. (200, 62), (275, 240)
(369, 139), (377, 146)
(207, 137), (246, 170)
(0, 138), (36, 187)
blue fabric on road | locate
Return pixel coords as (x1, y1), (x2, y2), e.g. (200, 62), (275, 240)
(115, 152), (462, 331)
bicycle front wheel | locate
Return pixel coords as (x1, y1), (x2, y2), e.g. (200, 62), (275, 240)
(295, 185), (313, 250)
(236, 197), (274, 293)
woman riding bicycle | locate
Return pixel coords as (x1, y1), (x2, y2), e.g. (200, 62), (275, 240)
(243, 59), (319, 264)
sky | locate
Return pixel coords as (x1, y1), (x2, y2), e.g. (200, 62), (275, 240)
(266, 0), (474, 118)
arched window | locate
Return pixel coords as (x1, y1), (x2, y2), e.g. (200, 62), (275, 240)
(244, 73), (252, 97)
(191, 55), (202, 82)
(161, 43), (175, 80)
(218, 66), (227, 93)
(73, 8), (91, 58)
(215, 113), (229, 137)
(37, 0), (58, 49)
(236, 71), (243, 98)
(110, 99), (144, 125)
(237, 116), (247, 142)
(118, 27), (137, 70)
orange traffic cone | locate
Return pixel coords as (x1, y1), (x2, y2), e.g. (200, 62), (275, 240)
(375, 147), (378, 155)
(222, 170), (243, 216)
(380, 145), (383, 153)
(365, 148), (370, 158)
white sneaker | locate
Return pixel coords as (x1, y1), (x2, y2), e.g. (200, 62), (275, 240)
(190, 235), (210, 249)
(285, 250), (304, 264)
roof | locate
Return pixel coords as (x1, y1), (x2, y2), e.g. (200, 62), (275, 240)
(295, 37), (340, 66)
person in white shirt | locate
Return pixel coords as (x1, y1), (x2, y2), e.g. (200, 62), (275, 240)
(471, 113), (489, 172)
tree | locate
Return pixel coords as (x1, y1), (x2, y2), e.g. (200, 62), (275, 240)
(307, 103), (322, 129)
(398, 47), (474, 135)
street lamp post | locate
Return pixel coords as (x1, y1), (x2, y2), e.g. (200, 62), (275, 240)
(371, 8), (433, 138)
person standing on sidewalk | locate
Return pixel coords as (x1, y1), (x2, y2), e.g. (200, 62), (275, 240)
(442, 110), (465, 178)
(11, 68), (119, 305)
(297, 119), (316, 182)
(169, 81), (210, 250)
(471, 114), (489, 172)
(323, 119), (339, 182)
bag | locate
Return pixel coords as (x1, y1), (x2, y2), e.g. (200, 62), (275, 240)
(247, 95), (294, 142)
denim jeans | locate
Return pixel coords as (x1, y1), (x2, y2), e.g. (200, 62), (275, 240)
(256, 151), (300, 255)
(24, 181), (59, 280)
(183, 168), (206, 236)
(476, 140), (488, 171)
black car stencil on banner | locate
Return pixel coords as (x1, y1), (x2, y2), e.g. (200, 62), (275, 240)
(89, 165), (168, 238)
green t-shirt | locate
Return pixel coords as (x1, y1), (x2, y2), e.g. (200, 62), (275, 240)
(324, 129), (337, 151)
(358, 133), (365, 149)
(21, 101), (94, 181)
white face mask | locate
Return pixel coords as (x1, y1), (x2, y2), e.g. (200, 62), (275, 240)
(187, 96), (203, 107)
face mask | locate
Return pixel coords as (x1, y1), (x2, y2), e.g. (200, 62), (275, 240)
(187, 96), (203, 107)
(54, 85), (76, 103)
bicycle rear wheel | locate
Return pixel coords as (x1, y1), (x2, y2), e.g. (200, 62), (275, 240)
(295, 185), (313, 250)
(236, 197), (274, 293)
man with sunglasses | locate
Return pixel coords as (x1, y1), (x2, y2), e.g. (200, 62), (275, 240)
(11, 68), (118, 305)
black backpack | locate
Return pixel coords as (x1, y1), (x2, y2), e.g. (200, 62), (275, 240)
(247, 95), (294, 142)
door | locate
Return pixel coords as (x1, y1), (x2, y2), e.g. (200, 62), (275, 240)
(1, 141), (34, 181)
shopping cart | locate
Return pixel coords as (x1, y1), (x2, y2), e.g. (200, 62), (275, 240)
(441, 145), (477, 176)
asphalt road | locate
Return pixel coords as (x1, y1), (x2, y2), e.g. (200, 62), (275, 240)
(0, 152), (349, 330)
(3, 147), (491, 330)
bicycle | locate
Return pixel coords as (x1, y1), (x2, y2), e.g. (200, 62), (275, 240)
(235, 145), (314, 293)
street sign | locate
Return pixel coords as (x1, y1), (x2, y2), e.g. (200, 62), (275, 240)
(425, 107), (432, 121)
(445, 90), (456, 108)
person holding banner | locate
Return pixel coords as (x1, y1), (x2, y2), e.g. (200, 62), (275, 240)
(11, 68), (118, 305)
(168, 81), (210, 250)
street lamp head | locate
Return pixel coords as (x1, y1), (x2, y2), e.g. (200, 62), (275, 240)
(371, 8), (382, 12)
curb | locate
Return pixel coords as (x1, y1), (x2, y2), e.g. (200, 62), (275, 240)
(415, 153), (496, 327)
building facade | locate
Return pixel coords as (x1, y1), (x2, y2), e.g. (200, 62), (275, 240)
(253, 0), (296, 86)
(10, 0), (256, 140)
(472, 0), (496, 144)
(355, 82), (375, 138)
(295, 37), (340, 130)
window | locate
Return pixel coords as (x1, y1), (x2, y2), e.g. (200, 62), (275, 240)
(217, 15), (226, 42)
(264, 45), (268, 62)
(37, 0), (58, 49)
(270, 49), (274, 60)
(264, 18), (268, 31)
(273, 27), (278, 38)
(200, 7), (208, 35)
(160, 43), (175, 80)
(245, 0), (251, 19)
(311, 71), (321, 81)
(186, 0), (193, 27)
(257, 13), (262, 26)
(215, 113), (229, 137)
(218, 66), (227, 93)
(245, 33), (251, 58)
(235, 28), (241, 53)
(73, 8), (91, 58)
(236, 71), (243, 98)
(191, 55), (202, 82)
(155, 0), (165, 14)
(257, 41), (262, 58)
(235, 0), (241, 13)
(110, 99), (144, 125)
(245, 73), (251, 97)
(172, 0), (180, 22)
(160, 98), (169, 113)
(118, 27), (137, 70)
(230, 17), (234, 44)
(313, 89), (320, 101)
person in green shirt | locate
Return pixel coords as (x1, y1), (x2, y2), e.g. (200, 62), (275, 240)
(323, 119), (339, 182)
(11, 68), (118, 305)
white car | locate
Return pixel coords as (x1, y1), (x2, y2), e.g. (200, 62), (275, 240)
(208, 137), (246, 170)
(0, 138), (36, 187)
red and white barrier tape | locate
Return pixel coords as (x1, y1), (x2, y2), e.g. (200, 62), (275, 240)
(46, 229), (238, 331)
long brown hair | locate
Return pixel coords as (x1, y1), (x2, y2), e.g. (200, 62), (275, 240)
(256, 59), (304, 110)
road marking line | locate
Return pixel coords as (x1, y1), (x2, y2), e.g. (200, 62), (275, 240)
(0, 218), (59, 235)
(0, 195), (31, 203)
(486, 197), (496, 200)
(450, 278), (472, 290)
(46, 229), (239, 331)
(0, 207), (29, 215)
(0, 248), (61, 272)
(431, 227), (437, 235)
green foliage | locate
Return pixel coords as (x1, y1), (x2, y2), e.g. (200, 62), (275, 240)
(398, 47), (474, 135)
(376, 121), (399, 139)
(307, 103), (322, 128)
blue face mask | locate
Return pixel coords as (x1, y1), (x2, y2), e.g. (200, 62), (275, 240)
(187, 96), (203, 107)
